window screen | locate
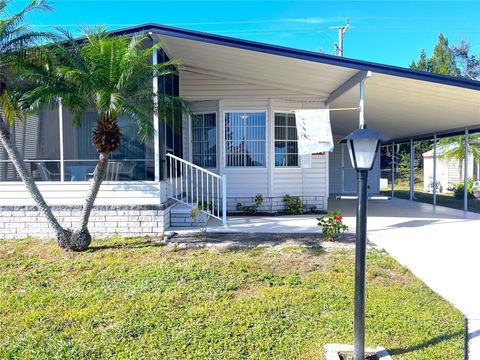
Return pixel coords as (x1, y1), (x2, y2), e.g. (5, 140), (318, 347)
(192, 113), (217, 168)
(225, 112), (266, 167)
(274, 112), (298, 167)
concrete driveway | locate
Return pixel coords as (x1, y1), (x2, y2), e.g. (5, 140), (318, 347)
(329, 197), (480, 359)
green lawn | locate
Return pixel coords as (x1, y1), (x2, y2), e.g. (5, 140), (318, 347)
(381, 189), (480, 214)
(0, 237), (464, 359)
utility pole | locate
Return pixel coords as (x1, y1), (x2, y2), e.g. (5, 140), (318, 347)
(330, 18), (350, 57)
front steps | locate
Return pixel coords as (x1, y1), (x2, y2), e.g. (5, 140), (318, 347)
(170, 203), (209, 228)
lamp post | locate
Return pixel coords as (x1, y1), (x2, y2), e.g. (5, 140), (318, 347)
(341, 124), (388, 360)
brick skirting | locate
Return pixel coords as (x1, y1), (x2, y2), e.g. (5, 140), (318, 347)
(0, 205), (171, 240)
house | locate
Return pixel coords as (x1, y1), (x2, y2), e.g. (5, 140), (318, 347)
(422, 144), (480, 193)
(0, 23), (479, 238)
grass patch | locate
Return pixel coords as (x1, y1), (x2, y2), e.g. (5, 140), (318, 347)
(0, 237), (464, 359)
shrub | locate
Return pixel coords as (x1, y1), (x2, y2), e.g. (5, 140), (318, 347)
(452, 178), (474, 199)
(197, 200), (214, 213)
(236, 194), (264, 215)
(317, 210), (349, 241)
(283, 195), (304, 215)
(189, 207), (210, 240)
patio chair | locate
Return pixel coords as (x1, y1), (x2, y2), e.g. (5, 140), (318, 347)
(118, 161), (136, 180)
(87, 161), (122, 181)
(105, 161), (122, 181)
(33, 162), (61, 181)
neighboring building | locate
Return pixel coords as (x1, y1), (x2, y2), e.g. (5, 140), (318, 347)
(0, 23), (479, 238)
(422, 144), (479, 192)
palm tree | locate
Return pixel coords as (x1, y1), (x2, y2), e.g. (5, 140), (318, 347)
(16, 28), (188, 251)
(0, 1), (71, 242)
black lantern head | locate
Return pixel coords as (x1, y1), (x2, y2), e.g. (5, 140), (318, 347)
(340, 125), (389, 171)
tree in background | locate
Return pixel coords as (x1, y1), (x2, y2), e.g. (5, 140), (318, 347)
(410, 33), (478, 80)
(451, 40), (480, 80)
(396, 149), (412, 183)
(409, 33), (480, 185)
(410, 34), (460, 76)
(410, 49), (431, 72)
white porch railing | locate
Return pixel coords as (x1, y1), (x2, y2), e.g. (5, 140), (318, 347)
(166, 153), (227, 225)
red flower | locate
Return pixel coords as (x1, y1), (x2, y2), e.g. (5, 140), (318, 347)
(334, 216), (342, 221)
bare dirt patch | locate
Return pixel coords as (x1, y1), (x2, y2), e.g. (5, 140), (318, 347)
(168, 232), (356, 251)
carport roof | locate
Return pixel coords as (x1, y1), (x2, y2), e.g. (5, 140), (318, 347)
(112, 23), (480, 141)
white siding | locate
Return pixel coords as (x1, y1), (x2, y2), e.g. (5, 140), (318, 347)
(302, 155), (329, 196)
(273, 154), (328, 196)
(423, 156), (477, 191)
(226, 169), (269, 196)
(180, 71), (311, 101)
(0, 181), (166, 206)
(221, 98), (268, 109)
(180, 71), (329, 209)
(273, 169), (303, 195)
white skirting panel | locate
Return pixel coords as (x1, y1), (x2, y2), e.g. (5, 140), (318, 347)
(0, 181), (167, 206)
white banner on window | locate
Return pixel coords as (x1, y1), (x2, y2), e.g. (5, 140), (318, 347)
(294, 109), (334, 155)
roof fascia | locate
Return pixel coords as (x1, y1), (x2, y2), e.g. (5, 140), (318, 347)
(110, 23), (480, 92)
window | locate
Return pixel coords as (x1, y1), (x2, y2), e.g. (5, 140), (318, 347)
(274, 112), (298, 167)
(63, 111), (155, 181)
(192, 113), (217, 168)
(225, 112), (266, 167)
(0, 112), (61, 182)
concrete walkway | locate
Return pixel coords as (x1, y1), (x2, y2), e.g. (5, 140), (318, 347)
(204, 197), (480, 358)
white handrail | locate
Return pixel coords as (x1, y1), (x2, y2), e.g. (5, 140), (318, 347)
(166, 153), (227, 225)
(167, 153), (221, 179)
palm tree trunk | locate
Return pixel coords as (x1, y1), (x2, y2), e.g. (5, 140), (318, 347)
(0, 116), (67, 236)
(78, 151), (108, 232)
(56, 153), (108, 252)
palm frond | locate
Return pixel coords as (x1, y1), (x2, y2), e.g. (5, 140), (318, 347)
(0, 89), (24, 125)
(14, 25), (191, 148)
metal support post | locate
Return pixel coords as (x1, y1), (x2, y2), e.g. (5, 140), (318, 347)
(464, 129), (469, 212)
(354, 169), (369, 360)
(391, 142), (395, 199)
(410, 140), (414, 201)
(222, 175), (227, 226)
(152, 49), (160, 182)
(58, 98), (64, 182)
(359, 81), (365, 128)
(433, 134), (437, 206)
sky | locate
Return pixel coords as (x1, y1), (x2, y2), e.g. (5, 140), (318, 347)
(13, 0), (480, 68)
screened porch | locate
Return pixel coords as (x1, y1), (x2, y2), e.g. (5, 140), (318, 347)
(0, 109), (155, 182)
